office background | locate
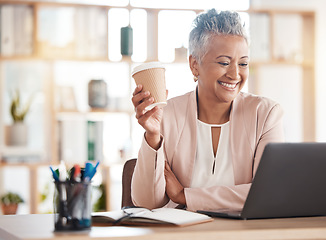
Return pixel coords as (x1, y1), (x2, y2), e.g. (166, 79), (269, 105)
(0, 0), (324, 214)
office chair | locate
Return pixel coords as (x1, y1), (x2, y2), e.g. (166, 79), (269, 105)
(121, 158), (137, 208)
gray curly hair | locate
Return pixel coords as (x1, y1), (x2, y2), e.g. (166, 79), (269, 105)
(189, 9), (249, 63)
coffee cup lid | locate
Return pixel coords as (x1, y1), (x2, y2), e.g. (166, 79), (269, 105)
(132, 62), (165, 76)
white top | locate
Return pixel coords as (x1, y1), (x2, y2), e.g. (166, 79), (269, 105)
(191, 120), (235, 188)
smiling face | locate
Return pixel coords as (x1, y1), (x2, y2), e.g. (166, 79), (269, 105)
(190, 34), (249, 105)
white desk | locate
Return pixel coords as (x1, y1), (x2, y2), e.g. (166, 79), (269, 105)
(1, 214), (326, 240)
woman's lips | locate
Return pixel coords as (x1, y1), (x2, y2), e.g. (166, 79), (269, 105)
(218, 81), (238, 90)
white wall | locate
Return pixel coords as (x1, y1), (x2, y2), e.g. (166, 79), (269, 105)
(250, 0), (326, 141)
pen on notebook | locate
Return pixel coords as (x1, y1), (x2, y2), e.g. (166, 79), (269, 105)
(113, 208), (148, 225)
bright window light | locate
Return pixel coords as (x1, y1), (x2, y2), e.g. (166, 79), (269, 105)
(131, 0), (250, 10)
(130, 9), (147, 62)
(158, 10), (196, 62)
(38, 7), (75, 47)
(165, 63), (197, 99)
(39, 0), (129, 6)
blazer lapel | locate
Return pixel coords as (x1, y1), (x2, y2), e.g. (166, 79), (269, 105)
(229, 93), (254, 184)
(170, 90), (198, 188)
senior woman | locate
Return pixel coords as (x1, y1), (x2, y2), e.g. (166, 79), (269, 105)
(131, 9), (284, 211)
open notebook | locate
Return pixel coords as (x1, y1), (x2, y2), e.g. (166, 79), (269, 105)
(92, 207), (213, 227)
(198, 142), (326, 219)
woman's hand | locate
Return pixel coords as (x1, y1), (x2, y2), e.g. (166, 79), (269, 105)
(164, 162), (186, 205)
(132, 85), (163, 150)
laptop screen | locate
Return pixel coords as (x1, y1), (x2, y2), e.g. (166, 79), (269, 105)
(241, 142), (326, 219)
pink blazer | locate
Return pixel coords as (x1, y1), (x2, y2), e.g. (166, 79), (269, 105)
(131, 90), (284, 211)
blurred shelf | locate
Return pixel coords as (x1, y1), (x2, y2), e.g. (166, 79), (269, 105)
(0, 146), (44, 155)
(56, 109), (134, 121)
(0, 161), (49, 167)
(0, 146), (47, 165)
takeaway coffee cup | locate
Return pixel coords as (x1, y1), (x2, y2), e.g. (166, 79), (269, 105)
(132, 62), (167, 110)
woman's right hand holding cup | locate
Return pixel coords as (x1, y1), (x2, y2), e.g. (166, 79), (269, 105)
(132, 85), (163, 150)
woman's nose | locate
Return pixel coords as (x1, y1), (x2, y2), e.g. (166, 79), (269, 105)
(226, 64), (240, 80)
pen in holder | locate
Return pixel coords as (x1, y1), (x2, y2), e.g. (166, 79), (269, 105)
(53, 181), (92, 231)
(51, 161), (99, 231)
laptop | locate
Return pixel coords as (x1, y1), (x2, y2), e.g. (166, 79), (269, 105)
(197, 142), (326, 219)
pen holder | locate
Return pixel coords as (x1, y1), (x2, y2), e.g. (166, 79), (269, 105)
(53, 181), (92, 231)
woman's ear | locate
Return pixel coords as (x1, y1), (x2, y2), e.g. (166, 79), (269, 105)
(189, 55), (199, 76)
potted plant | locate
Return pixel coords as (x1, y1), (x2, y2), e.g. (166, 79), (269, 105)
(1, 192), (24, 215)
(6, 90), (33, 146)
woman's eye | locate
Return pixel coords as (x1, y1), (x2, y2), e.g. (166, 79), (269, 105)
(239, 63), (249, 67)
(218, 62), (229, 66)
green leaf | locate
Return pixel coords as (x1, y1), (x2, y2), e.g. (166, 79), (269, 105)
(9, 89), (34, 123)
